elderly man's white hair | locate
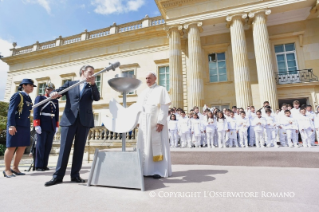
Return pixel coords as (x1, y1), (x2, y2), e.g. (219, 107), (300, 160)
(147, 72), (157, 78)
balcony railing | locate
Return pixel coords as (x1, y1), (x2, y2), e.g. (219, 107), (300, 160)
(275, 69), (318, 85)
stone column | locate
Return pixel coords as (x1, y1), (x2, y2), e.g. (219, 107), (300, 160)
(227, 14), (253, 108)
(167, 26), (184, 108)
(249, 9), (278, 110)
(184, 22), (204, 109)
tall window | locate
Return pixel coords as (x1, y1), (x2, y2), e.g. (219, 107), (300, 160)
(123, 70), (134, 94)
(38, 83), (46, 95)
(159, 66), (169, 91)
(275, 43), (298, 75)
(209, 52), (227, 82)
(61, 79), (71, 100)
(96, 75), (101, 92)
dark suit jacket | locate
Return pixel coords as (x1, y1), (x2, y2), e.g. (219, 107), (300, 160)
(7, 92), (33, 128)
(56, 81), (100, 128)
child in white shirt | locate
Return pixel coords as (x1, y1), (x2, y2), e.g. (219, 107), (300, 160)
(237, 111), (250, 148)
(247, 106), (257, 147)
(297, 108), (315, 148)
(168, 114), (179, 148)
(264, 109), (278, 148)
(178, 111), (192, 148)
(280, 110), (298, 148)
(216, 111), (228, 148)
(205, 111), (216, 148)
(252, 110), (266, 148)
(191, 113), (204, 148)
(306, 105), (315, 146)
(227, 111), (238, 148)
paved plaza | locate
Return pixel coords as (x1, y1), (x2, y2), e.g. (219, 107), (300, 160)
(1, 148), (319, 212)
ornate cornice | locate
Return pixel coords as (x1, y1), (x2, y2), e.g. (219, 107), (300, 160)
(165, 0), (306, 25)
(35, 76), (50, 82)
(2, 25), (167, 66)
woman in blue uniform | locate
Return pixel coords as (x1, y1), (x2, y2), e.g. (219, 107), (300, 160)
(3, 79), (36, 178)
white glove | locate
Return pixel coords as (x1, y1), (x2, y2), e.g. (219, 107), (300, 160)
(56, 127), (59, 133)
(35, 126), (42, 134)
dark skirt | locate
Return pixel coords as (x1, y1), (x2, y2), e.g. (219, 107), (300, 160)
(6, 126), (30, 148)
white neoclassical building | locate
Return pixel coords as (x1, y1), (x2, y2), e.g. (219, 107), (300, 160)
(2, 0), (319, 126)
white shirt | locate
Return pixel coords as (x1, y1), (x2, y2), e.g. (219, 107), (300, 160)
(178, 116), (191, 133)
(168, 120), (178, 131)
(216, 118), (228, 132)
(227, 117), (237, 130)
(290, 108), (301, 119)
(280, 116), (297, 130)
(297, 114), (314, 131)
(191, 119), (203, 136)
(237, 117), (250, 131)
(206, 118), (216, 132)
(264, 115), (276, 129)
(252, 117), (266, 132)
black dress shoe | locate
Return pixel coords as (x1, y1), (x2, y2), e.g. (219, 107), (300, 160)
(152, 174), (162, 179)
(45, 177), (63, 187)
(11, 169), (25, 175)
(36, 168), (45, 171)
(44, 167), (50, 171)
(71, 176), (86, 183)
(3, 171), (15, 178)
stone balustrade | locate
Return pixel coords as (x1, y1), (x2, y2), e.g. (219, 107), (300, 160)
(11, 16), (165, 56)
(150, 17), (165, 26)
(39, 41), (56, 50)
(119, 21), (143, 33)
(51, 126), (138, 162)
(89, 28), (110, 39)
(63, 35), (81, 45)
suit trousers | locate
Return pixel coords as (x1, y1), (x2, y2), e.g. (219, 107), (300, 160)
(53, 115), (90, 180)
(35, 130), (55, 168)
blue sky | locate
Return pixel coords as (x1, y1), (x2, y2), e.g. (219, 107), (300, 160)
(0, 0), (161, 100)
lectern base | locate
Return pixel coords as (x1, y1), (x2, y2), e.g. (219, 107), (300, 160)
(87, 149), (145, 191)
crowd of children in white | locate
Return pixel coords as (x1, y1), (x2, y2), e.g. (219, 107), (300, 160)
(167, 100), (318, 148)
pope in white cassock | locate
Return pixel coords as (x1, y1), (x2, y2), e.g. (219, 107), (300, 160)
(136, 72), (172, 179)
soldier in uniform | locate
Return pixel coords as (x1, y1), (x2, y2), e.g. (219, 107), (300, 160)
(3, 79), (36, 178)
(33, 82), (59, 171)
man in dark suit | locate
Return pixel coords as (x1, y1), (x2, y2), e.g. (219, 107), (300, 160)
(33, 82), (59, 171)
(45, 65), (100, 186)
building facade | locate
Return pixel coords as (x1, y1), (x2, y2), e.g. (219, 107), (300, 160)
(2, 0), (319, 126)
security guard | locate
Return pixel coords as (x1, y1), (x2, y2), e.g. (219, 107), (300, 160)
(4, 79), (36, 178)
(33, 82), (59, 171)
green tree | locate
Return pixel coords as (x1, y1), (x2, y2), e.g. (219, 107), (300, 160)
(0, 101), (8, 155)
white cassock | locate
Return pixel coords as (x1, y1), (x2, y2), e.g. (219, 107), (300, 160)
(137, 83), (172, 178)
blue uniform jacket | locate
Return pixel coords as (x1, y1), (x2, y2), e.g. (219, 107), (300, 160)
(55, 80), (100, 128)
(33, 95), (59, 132)
(7, 92), (33, 128)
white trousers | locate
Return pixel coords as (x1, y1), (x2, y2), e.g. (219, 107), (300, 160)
(255, 131), (264, 147)
(239, 130), (248, 147)
(193, 135), (201, 147)
(286, 129), (297, 146)
(228, 129), (238, 147)
(279, 128), (287, 146)
(180, 132), (192, 148)
(206, 131), (215, 147)
(265, 128), (277, 147)
(249, 126), (256, 146)
(169, 130), (179, 147)
(217, 131), (226, 147)
(300, 129), (313, 147)
(201, 133), (207, 145)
